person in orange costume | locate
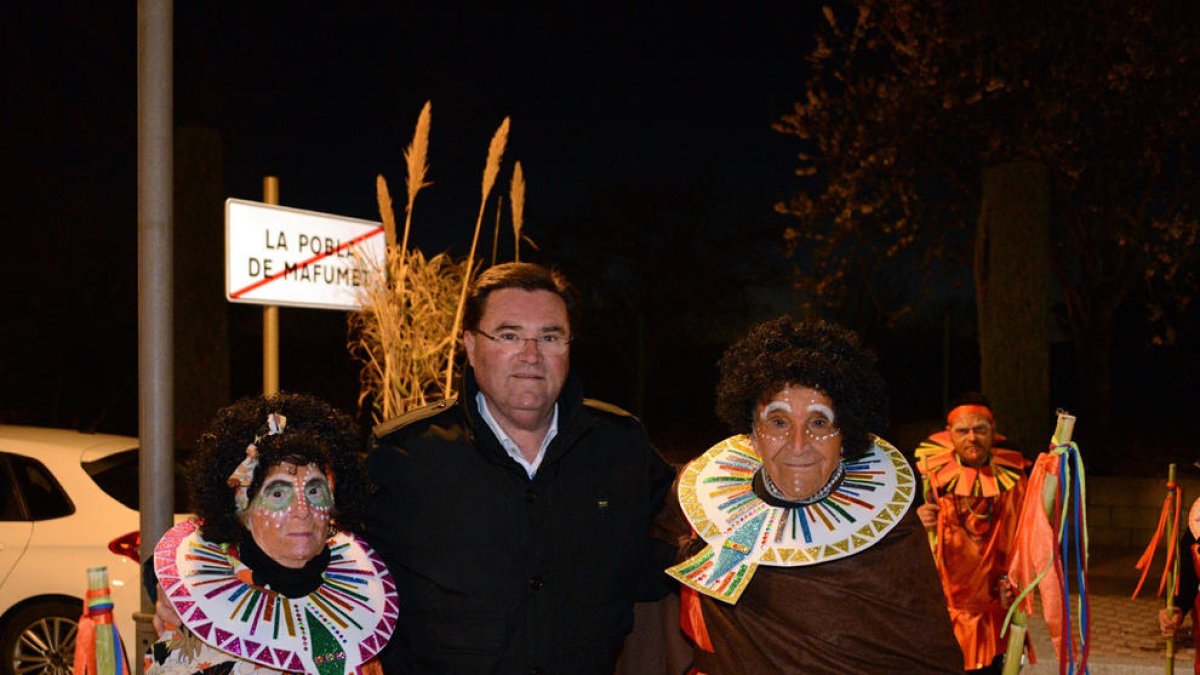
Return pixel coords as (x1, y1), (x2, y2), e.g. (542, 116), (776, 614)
(916, 394), (1030, 674)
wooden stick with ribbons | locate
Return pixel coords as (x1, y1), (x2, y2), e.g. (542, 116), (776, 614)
(1002, 411), (1084, 675)
(921, 454), (939, 553)
(73, 566), (130, 675)
(1132, 463), (1182, 674)
(1166, 466), (1181, 675)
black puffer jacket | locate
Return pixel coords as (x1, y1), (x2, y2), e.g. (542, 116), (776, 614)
(366, 368), (675, 674)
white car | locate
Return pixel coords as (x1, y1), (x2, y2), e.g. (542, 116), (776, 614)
(0, 426), (186, 675)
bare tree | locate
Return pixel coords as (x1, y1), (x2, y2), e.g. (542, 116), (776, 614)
(777, 0), (1199, 449)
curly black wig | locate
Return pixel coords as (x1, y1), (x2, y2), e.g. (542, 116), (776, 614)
(715, 317), (889, 461)
(188, 391), (370, 546)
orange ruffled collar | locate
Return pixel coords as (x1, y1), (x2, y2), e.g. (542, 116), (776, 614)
(914, 431), (1027, 498)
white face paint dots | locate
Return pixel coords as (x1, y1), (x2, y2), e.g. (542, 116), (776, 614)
(751, 385), (844, 502)
(755, 393), (841, 446)
(244, 462), (333, 568)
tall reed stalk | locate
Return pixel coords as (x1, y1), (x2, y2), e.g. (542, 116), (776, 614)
(351, 104), (519, 420)
(444, 117), (510, 395)
(398, 100), (432, 297)
(510, 161), (525, 262)
(490, 196), (504, 267)
(349, 244), (465, 422)
(350, 102), (463, 422)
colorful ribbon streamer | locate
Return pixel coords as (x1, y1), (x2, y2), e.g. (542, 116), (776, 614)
(72, 567), (130, 675)
(1004, 440), (1091, 675)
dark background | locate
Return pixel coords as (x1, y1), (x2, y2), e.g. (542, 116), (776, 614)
(3, 4), (1195, 468)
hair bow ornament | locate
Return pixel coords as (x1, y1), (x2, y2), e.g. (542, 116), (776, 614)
(228, 413), (287, 512)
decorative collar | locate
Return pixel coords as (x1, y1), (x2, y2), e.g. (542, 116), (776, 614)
(155, 521), (398, 674)
(914, 431), (1027, 498)
(667, 435), (915, 605)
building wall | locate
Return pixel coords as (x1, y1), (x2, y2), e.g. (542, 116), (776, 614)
(1088, 475), (1200, 550)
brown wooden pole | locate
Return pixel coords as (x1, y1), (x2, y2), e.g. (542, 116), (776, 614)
(1166, 462), (1178, 675)
(262, 176), (280, 395)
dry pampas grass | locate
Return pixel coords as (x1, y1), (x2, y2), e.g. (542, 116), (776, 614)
(444, 116), (510, 394)
(510, 162), (525, 262)
(377, 174), (397, 251)
(401, 101), (432, 269)
(350, 104), (527, 421)
(350, 101), (465, 422)
(348, 244), (465, 422)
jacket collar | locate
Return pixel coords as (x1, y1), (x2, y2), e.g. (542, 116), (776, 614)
(461, 367), (590, 469)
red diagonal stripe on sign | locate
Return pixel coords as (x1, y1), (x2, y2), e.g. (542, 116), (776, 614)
(231, 226), (384, 299)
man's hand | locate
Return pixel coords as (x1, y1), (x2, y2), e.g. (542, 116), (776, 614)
(997, 574), (1014, 609)
(917, 503), (939, 529)
(1160, 607), (1184, 638)
(153, 584), (182, 636)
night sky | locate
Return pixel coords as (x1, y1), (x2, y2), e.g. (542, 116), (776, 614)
(4, 4), (819, 456)
(8, 4), (1195, 470)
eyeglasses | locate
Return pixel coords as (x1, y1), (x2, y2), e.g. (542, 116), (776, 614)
(473, 329), (572, 355)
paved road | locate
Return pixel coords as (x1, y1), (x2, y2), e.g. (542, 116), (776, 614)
(1018, 547), (1193, 674)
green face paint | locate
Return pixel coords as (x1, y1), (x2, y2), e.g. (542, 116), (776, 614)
(256, 479), (297, 512)
(253, 475), (334, 513)
(303, 477), (334, 510)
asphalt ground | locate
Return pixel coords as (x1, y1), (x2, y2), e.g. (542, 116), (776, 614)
(1019, 547), (1194, 674)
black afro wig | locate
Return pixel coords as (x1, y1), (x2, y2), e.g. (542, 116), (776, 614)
(715, 317), (889, 461)
(187, 391), (370, 546)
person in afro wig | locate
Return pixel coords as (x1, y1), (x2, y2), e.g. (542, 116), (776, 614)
(146, 392), (395, 675)
(660, 316), (963, 673)
(187, 391), (370, 545)
(714, 316), (889, 462)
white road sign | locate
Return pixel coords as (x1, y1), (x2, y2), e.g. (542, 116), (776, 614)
(225, 198), (386, 311)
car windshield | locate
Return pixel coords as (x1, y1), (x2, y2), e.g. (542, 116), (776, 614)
(82, 448), (191, 513)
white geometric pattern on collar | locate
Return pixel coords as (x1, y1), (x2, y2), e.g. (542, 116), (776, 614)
(667, 434), (914, 604)
(155, 521), (399, 673)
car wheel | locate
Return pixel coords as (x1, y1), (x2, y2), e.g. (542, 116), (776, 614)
(0, 599), (82, 675)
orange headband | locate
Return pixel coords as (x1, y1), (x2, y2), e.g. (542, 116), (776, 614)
(947, 404), (994, 426)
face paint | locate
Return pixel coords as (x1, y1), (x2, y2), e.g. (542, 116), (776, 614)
(252, 470), (334, 515)
(245, 462), (332, 569)
(751, 386), (844, 501)
(756, 396), (840, 446)
(947, 411), (995, 467)
(807, 402), (836, 423)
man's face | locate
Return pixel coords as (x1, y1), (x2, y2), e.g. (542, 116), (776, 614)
(463, 288), (570, 431)
(751, 385), (843, 501)
(948, 411), (994, 467)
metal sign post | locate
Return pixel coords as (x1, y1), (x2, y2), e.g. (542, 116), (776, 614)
(263, 177), (280, 395)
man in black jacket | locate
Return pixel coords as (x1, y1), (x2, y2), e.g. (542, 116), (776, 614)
(367, 262), (675, 674)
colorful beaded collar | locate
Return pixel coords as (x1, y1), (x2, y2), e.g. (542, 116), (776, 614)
(155, 521), (398, 674)
(667, 435), (915, 604)
(914, 431), (1025, 498)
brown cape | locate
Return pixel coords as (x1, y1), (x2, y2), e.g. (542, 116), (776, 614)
(660, 483), (963, 674)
